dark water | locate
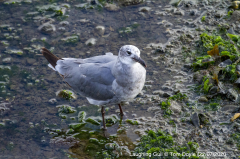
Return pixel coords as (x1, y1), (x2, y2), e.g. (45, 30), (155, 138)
(0, 0), (202, 158)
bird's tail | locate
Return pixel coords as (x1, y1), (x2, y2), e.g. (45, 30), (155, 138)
(41, 48), (60, 68)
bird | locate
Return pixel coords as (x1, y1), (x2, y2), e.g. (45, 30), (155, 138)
(41, 45), (146, 129)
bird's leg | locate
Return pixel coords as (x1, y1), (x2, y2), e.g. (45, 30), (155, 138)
(118, 104), (124, 117)
(101, 106), (107, 130)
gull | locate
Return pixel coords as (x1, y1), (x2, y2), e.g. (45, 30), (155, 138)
(41, 45), (146, 129)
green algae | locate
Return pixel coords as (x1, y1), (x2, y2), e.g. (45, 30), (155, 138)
(193, 32), (240, 81)
(126, 119), (139, 125)
(168, 93), (187, 101)
(204, 103), (220, 111)
(203, 76), (212, 94)
(200, 32), (240, 59)
(159, 93), (187, 117)
(134, 129), (200, 159)
(201, 16), (206, 21)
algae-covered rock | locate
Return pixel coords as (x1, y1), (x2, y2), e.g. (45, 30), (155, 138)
(61, 36), (79, 43)
(56, 90), (76, 100)
(89, 138), (99, 144)
(126, 119), (139, 125)
(5, 49), (23, 55)
(86, 116), (101, 125)
(69, 123), (86, 129)
(105, 114), (119, 126)
(57, 105), (76, 114)
(119, 0), (145, 6)
(78, 111), (86, 123)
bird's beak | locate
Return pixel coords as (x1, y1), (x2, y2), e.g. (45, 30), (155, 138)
(132, 55), (147, 68)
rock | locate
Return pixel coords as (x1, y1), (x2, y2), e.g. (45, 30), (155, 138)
(221, 105), (238, 113)
(10, 85), (16, 90)
(191, 112), (200, 128)
(85, 38), (97, 46)
(105, 3), (119, 11)
(78, 19), (90, 23)
(58, 27), (65, 31)
(218, 59), (232, 68)
(229, 11), (240, 23)
(206, 129), (213, 138)
(227, 27), (236, 35)
(2, 57), (12, 63)
(38, 23), (56, 34)
(198, 96), (208, 102)
(95, 26), (105, 36)
(215, 10), (224, 18)
(162, 92), (171, 97)
(138, 7), (151, 12)
(190, 9), (198, 16)
(155, 11), (166, 16)
(235, 78), (240, 87)
(183, 63), (192, 69)
(119, 0), (145, 6)
(61, 36), (79, 43)
(170, 101), (181, 114)
(237, 65), (240, 71)
(199, 113), (210, 125)
(163, 22), (173, 27)
(26, 58), (36, 65)
(152, 90), (164, 96)
(209, 86), (218, 94)
(174, 9), (184, 15)
(5, 49), (23, 55)
(59, 21), (69, 26)
(49, 98), (57, 105)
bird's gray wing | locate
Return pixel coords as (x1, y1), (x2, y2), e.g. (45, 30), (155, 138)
(55, 59), (116, 101)
(73, 52), (117, 64)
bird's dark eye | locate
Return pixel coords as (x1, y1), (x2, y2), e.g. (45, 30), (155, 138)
(127, 51), (131, 55)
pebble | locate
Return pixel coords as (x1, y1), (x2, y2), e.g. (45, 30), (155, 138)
(209, 86), (218, 94)
(26, 58), (36, 65)
(85, 38), (97, 46)
(170, 101), (181, 114)
(49, 98), (57, 105)
(198, 96), (208, 102)
(38, 22), (56, 34)
(95, 26), (105, 36)
(2, 57), (12, 63)
(162, 92), (171, 97)
(60, 21), (69, 26)
(190, 9), (198, 16)
(218, 59), (232, 68)
(152, 90), (164, 96)
(138, 7), (151, 12)
(221, 105), (238, 113)
(105, 3), (119, 11)
(58, 27), (66, 31)
(191, 112), (200, 128)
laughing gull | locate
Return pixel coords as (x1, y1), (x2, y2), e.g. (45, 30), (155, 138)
(41, 45), (146, 129)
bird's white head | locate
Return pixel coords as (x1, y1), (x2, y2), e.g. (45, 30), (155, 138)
(118, 45), (146, 68)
